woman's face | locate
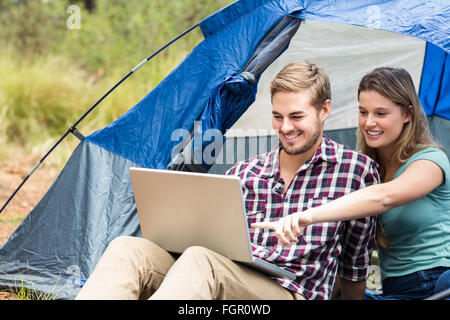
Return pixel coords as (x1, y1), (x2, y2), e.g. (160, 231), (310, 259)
(358, 90), (410, 153)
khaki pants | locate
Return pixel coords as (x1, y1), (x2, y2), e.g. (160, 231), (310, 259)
(75, 236), (304, 300)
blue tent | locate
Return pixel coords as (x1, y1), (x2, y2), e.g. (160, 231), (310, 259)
(0, 0), (448, 299)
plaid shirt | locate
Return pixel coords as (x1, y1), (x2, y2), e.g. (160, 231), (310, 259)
(225, 135), (379, 300)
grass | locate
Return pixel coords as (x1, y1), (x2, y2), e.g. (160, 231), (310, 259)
(12, 283), (56, 301)
(0, 41), (195, 169)
(0, 216), (25, 224)
(0, 261), (74, 300)
(4, 278), (61, 300)
(0, 0), (233, 169)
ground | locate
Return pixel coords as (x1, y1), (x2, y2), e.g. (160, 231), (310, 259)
(0, 156), (59, 299)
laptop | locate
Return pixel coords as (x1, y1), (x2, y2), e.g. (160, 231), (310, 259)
(129, 167), (296, 280)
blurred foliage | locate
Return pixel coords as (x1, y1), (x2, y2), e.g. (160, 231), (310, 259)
(0, 0), (234, 165)
(0, 0), (234, 71)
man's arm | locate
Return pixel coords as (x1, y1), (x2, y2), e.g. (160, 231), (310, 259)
(338, 278), (366, 300)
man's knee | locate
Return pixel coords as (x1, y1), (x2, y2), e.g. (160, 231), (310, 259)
(109, 235), (138, 246)
(182, 246), (216, 259)
(108, 236), (145, 251)
(176, 246), (220, 270)
(104, 236), (157, 260)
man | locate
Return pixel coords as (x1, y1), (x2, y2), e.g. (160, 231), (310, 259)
(76, 61), (379, 300)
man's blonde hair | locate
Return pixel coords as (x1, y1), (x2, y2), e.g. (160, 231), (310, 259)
(270, 61), (331, 110)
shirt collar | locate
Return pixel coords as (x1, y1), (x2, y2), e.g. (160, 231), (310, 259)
(264, 146), (280, 179)
(312, 135), (338, 164)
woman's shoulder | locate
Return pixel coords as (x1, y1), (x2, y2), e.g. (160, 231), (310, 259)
(403, 146), (450, 181)
(407, 146), (449, 165)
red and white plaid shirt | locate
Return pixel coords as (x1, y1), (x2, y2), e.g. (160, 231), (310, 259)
(226, 135), (379, 300)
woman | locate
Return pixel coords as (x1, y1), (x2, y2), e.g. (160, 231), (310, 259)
(253, 67), (450, 299)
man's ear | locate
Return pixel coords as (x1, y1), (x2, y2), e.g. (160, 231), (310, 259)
(319, 99), (331, 122)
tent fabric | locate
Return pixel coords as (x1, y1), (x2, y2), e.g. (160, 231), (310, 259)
(0, 141), (141, 299)
(86, 0), (449, 170)
(168, 16), (301, 172)
(0, 0), (448, 299)
(296, 0), (450, 53)
(198, 0), (302, 38)
(199, 0), (450, 53)
(193, 74), (258, 171)
(420, 42), (450, 119)
(230, 19), (427, 133)
(428, 116), (450, 159)
(166, 74), (259, 173)
(85, 1), (301, 170)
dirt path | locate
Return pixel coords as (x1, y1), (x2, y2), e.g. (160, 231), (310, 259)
(0, 156), (59, 299)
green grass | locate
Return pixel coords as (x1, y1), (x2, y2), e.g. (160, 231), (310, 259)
(1, 264), (73, 300)
(0, 0), (233, 169)
(0, 216), (25, 224)
(0, 40), (197, 168)
(13, 284), (56, 301)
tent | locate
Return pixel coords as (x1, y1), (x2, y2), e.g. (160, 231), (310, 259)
(0, 0), (448, 299)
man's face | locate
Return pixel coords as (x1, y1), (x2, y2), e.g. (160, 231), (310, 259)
(271, 90), (328, 156)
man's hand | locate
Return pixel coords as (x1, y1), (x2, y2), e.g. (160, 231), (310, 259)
(251, 210), (314, 246)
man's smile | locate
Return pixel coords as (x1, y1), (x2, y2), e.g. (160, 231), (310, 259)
(281, 132), (303, 143)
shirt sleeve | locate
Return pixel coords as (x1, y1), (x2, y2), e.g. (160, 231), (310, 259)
(225, 159), (244, 177)
(338, 160), (379, 281)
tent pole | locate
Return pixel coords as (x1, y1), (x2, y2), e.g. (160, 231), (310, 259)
(0, 23), (200, 216)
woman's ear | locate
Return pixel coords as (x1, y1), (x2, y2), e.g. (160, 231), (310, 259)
(403, 105), (413, 124)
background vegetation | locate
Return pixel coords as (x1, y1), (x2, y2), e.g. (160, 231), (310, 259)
(0, 0), (234, 167)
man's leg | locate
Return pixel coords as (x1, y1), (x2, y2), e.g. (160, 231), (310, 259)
(150, 246), (304, 300)
(75, 236), (176, 300)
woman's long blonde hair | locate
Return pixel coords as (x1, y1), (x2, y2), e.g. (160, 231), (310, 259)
(356, 67), (443, 248)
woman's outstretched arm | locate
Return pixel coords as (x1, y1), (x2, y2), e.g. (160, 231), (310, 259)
(252, 159), (444, 246)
